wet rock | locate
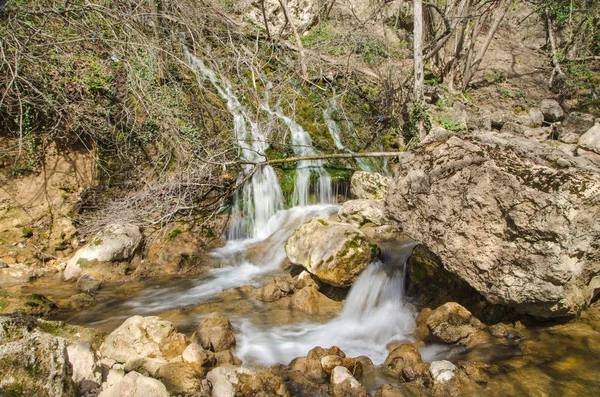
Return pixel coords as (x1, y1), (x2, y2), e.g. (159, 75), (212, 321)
(285, 219), (377, 288)
(426, 303), (484, 344)
(375, 383), (432, 396)
(321, 355), (363, 377)
(387, 131), (600, 318)
(206, 366), (239, 397)
(64, 223), (142, 281)
(98, 371), (169, 397)
(235, 367), (266, 396)
(0, 263), (45, 284)
(338, 199), (387, 227)
(182, 342), (216, 371)
(66, 342), (102, 393)
(64, 293), (95, 311)
(429, 360), (457, 384)
(99, 315), (187, 372)
(382, 343), (424, 378)
(76, 273), (102, 293)
(539, 99), (564, 122)
(330, 366), (368, 397)
(291, 346), (345, 383)
(142, 226), (205, 277)
(351, 171), (391, 200)
(156, 362), (202, 394)
(274, 276), (294, 294)
(559, 112), (596, 143)
(579, 122), (600, 154)
(192, 312), (236, 352)
(254, 283), (283, 302)
(292, 270), (319, 290)
(289, 285), (340, 315)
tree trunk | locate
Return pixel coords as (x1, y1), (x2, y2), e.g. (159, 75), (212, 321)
(279, 0), (308, 78)
(413, 0), (426, 140)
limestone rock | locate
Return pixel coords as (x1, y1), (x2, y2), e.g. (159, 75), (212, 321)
(490, 109), (513, 129)
(64, 223), (141, 280)
(98, 371), (169, 397)
(386, 131), (600, 317)
(206, 366), (239, 397)
(351, 171), (391, 200)
(429, 360), (457, 384)
(579, 123), (600, 154)
(330, 366), (368, 397)
(539, 99), (564, 122)
(338, 199), (387, 227)
(99, 315), (187, 371)
(214, 349), (242, 367)
(290, 286), (339, 314)
(76, 274), (102, 293)
(382, 343), (423, 378)
(529, 107), (545, 127)
(182, 342), (216, 371)
(285, 219), (376, 287)
(192, 312), (236, 352)
(560, 112), (596, 143)
(426, 303), (485, 344)
(254, 283), (282, 302)
(156, 362), (202, 395)
(321, 355), (363, 377)
(66, 342), (102, 393)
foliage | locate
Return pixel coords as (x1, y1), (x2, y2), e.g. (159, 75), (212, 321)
(439, 118), (467, 132)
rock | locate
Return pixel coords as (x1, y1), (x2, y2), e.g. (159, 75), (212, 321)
(290, 285), (339, 314)
(559, 112), (596, 143)
(386, 131), (600, 318)
(577, 147), (600, 164)
(466, 108), (492, 131)
(338, 199), (387, 227)
(64, 293), (95, 311)
(182, 342), (216, 371)
(490, 109), (513, 129)
(98, 371), (169, 397)
(0, 264), (44, 284)
(429, 360), (457, 383)
(76, 274), (102, 293)
(290, 346), (346, 383)
(0, 315), (77, 396)
(64, 223), (142, 280)
(285, 219), (377, 287)
(156, 362), (202, 394)
(522, 126), (551, 141)
(539, 99), (564, 122)
(66, 342), (102, 393)
(382, 343), (423, 378)
(330, 366), (368, 397)
(254, 283), (282, 302)
(579, 123), (600, 154)
(192, 312), (236, 352)
(214, 349), (242, 367)
(321, 355), (363, 377)
(375, 383), (432, 396)
(206, 366), (239, 397)
(143, 226), (205, 277)
(99, 315), (186, 372)
(529, 107), (545, 127)
(350, 171), (391, 200)
(426, 302), (485, 344)
(500, 121), (527, 135)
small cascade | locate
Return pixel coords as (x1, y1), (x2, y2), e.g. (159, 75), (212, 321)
(323, 102), (377, 172)
(236, 241), (418, 366)
(184, 47), (284, 240)
(262, 104), (333, 206)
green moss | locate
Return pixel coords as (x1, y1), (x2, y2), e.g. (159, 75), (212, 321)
(0, 298), (9, 311)
(22, 229), (33, 238)
(316, 218), (329, 226)
(168, 229), (182, 240)
(91, 238), (103, 246)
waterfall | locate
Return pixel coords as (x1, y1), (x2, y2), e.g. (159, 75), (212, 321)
(262, 105), (333, 206)
(184, 48), (284, 240)
(236, 241), (418, 366)
(323, 103), (377, 172)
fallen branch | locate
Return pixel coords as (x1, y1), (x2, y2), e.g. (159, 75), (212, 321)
(547, 16), (565, 88)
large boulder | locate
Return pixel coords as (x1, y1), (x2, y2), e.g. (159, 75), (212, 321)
(99, 316), (186, 372)
(559, 112), (596, 143)
(350, 171), (391, 200)
(66, 342), (103, 393)
(98, 371), (169, 397)
(579, 123), (600, 154)
(64, 223), (142, 281)
(539, 99), (564, 122)
(285, 218), (378, 287)
(338, 199), (387, 227)
(191, 312), (236, 352)
(386, 131), (600, 318)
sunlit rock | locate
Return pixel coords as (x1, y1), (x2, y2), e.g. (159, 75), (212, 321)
(192, 312), (236, 353)
(98, 371), (169, 397)
(338, 199), (387, 227)
(350, 171), (391, 200)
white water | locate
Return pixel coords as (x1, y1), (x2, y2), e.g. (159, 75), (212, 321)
(184, 48), (284, 240)
(236, 243), (418, 366)
(323, 102), (377, 172)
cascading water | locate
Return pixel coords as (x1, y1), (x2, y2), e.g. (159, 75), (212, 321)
(262, 104), (333, 206)
(236, 241), (418, 366)
(323, 102), (377, 172)
(184, 47), (284, 241)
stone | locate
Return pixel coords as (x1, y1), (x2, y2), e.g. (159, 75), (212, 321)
(350, 171), (391, 200)
(522, 126), (551, 141)
(0, 264), (43, 285)
(490, 109), (513, 129)
(579, 123), (600, 154)
(560, 112), (596, 143)
(192, 312), (236, 352)
(330, 366), (368, 397)
(66, 342), (102, 393)
(429, 360), (457, 383)
(64, 223), (142, 280)
(214, 349), (242, 367)
(0, 315), (77, 397)
(539, 99), (564, 122)
(290, 286), (338, 314)
(182, 342), (216, 370)
(290, 346), (345, 383)
(426, 302), (485, 344)
(285, 219), (377, 287)
(338, 199), (387, 227)
(98, 371), (169, 397)
(466, 108), (492, 131)
(375, 383), (432, 396)
(382, 343), (422, 378)
(500, 121), (527, 135)
(254, 283), (282, 302)
(156, 362), (201, 394)
(75, 274), (102, 293)
(99, 316), (186, 372)
(529, 107), (545, 127)
(386, 131), (600, 318)
(321, 355), (363, 377)
(206, 366), (239, 397)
